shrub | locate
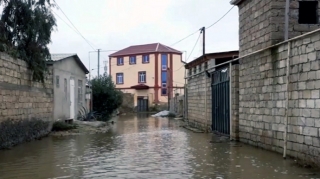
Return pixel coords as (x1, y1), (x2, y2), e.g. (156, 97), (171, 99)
(51, 121), (77, 132)
(91, 74), (123, 121)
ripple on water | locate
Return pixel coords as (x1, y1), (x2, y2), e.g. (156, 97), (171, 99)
(0, 117), (319, 179)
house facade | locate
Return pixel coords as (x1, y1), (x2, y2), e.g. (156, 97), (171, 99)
(228, 0), (320, 165)
(47, 54), (89, 121)
(109, 43), (185, 111)
(185, 51), (239, 133)
(184, 0), (320, 166)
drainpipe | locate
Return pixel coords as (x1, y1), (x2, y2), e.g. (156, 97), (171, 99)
(229, 62), (232, 140)
(204, 70), (208, 132)
(183, 51), (188, 122)
(283, 0), (290, 159)
(283, 41), (291, 159)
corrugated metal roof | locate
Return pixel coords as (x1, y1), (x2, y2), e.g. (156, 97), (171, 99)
(109, 43), (182, 57)
(230, 0), (244, 5)
(50, 53), (77, 61)
(48, 53), (89, 74)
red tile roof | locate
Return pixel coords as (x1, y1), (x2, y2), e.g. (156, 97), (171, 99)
(109, 43), (182, 57)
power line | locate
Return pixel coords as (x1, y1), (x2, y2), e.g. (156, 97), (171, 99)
(53, 0), (96, 50)
(53, 11), (81, 36)
(174, 33), (201, 72)
(206, 6), (235, 30)
(170, 30), (199, 47)
(170, 5), (235, 47)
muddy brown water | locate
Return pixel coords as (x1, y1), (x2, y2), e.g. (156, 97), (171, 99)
(0, 114), (319, 179)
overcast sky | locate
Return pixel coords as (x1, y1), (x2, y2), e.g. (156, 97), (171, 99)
(48, 0), (239, 78)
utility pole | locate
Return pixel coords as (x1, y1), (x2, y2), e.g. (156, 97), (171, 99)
(97, 49), (101, 77)
(200, 27), (205, 55)
(200, 26), (208, 132)
(284, 0), (290, 40)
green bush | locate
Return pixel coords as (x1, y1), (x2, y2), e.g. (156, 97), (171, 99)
(51, 121), (78, 132)
(91, 74), (123, 121)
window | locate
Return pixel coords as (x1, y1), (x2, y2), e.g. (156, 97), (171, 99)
(116, 73), (124, 84)
(299, 1), (318, 24)
(117, 57), (124, 65)
(129, 56), (136, 64)
(204, 62), (208, 69)
(188, 69), (192, 76)
(199, 64), (202, 72)
(193, 67), (196, 74)
(138, 71), (146, 83)
(161, 88), (167, 95)
(56, 76), (59, 88)
(64, 78), (67, 99)
(142, 55), (149, 63)
(162, 83), (167, 88)
(78, 80), (83, 104)
(161, 54), (167, 70)
(161, 71), (167, 83)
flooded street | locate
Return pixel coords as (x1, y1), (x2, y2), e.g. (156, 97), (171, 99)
(0, 115), (319, 179)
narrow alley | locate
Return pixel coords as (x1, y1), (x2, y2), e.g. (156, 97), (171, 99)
(0, 115), (319, 179)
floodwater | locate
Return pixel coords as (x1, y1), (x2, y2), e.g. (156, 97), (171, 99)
(0, 115), (319, 179)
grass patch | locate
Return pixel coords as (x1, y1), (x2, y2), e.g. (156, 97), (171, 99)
(51, 121), (78, 132)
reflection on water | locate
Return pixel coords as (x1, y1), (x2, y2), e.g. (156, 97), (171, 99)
(0, 115), (319, 179)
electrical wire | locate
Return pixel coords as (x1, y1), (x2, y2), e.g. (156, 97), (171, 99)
(206, 6), (235, 30)
(170, 5), (235, 47)
(53, 11), (81, 36)
(53, 0), (97, 50)
(173, 33), (201, 72)
(170, 30), (199, 47)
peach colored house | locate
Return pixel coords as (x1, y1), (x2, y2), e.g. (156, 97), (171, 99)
(109, 43), (185, 111)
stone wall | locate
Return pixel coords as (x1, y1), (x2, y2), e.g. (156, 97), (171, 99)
(169, 94), (184, 117)
(238, 31), (320, 166)
(238, 0), (320, 56)
(0, 52), (53, 149)
(187, 72), (211, 131)
(119, 93), (134, 113)
(238, 0), (273, 56)
(231, 64), (240, 140)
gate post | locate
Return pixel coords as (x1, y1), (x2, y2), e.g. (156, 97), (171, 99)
(231, 64), (240, 141)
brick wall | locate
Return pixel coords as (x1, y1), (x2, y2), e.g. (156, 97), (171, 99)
(0, 52), (53, 149)
(238, 0), (320, 56)
(238, 31), (320, 165)
(187, 72), (211, 131)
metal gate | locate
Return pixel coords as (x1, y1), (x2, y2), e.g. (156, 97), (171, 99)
(137, 96), (148, 112)
(211, 67), (230, 135)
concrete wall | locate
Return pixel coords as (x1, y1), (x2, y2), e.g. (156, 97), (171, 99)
(52, 57), (87, 120)
(0, 52), (53, 149)
(169, 94), (184, 117)
(119, 93), (135, 113)
(186, 72), (212, 131)
(237, 31), (320, 166)
(237, 0), (320, 56)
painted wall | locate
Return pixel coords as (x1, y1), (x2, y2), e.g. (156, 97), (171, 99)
(53, 57), (87, 120)
(118, 88), (154, 107)
(110, 54), (156, 88)
(110, 53), (184, 105)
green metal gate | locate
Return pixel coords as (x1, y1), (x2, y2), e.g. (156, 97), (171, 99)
(211, 67), (230, 135)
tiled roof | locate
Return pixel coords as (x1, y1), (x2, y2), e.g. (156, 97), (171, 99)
(48, 53), (89, 74)
(109, 43), (182, 57)
(50, 53), (77, 61)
